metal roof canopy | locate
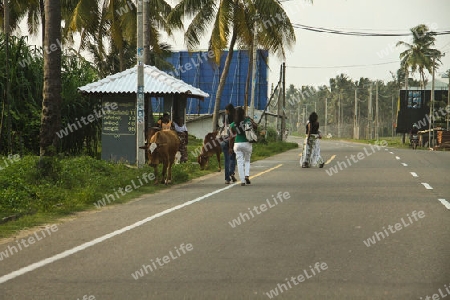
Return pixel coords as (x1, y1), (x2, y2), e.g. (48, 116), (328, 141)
(78, 64), (209, 99)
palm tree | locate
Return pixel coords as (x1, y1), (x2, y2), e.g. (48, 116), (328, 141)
(39, 0), (61, 156)
(397, 24), (442, 89)
(62, 0), (175, 76)
(0, 0), (44, 42)
(168, 0), (298, 131)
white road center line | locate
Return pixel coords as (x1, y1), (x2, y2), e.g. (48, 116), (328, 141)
(395, 156), (400, 160)
(401, 163), (408, 167)
(410, 172), (418, 177)
(421, 183), (433, 190)
(438, 199), (450, 210)
(389, 152), (394, 154)
(325, 155), (336, 165)
(0, 164), (283, 285)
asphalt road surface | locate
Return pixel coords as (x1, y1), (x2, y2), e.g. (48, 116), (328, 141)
(0, 138), (449, 300)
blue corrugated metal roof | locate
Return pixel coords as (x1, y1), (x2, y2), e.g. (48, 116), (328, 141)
(78, 64), (209, 99)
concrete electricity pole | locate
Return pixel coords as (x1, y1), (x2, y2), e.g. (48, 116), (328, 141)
(354, 89), (358, 139)
(375, 81), (379, 141)
(4, 0), (12, 153)
(428, 57), (435, 148)
(325, 97), (328, 136)
(249, 12), (258, 120)
(368, 85), (373, 139)
(281, 62), (286, 141)
(442, 69), (450, 130)
(136, 0), (145, 167)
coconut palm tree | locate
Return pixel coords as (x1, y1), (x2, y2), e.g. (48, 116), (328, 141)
(39, 0), (61, 156)
(168, 0), (298, 131)
(397, 24), (442, 89)
(62, 0), (175, 75)
(0, 0), (44, 41)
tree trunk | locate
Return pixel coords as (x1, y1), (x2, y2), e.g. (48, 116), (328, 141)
(143, 0), (154, 128)
(244, 42), (253, 111)
(39, 0), (61, 157)
(119, 47), (125, 71)
(211, 27), (238, 132)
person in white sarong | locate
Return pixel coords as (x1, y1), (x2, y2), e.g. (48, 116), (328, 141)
(300, 112), (324, 168)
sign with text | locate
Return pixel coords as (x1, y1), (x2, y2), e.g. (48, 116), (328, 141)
(101, 96), (137, 163)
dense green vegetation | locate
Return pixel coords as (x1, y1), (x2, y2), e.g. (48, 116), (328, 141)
(0, 34), (99, 156)
(0, 134), (298, 238)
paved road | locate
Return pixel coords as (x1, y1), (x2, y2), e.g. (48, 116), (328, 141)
(0, 139), (449, 299)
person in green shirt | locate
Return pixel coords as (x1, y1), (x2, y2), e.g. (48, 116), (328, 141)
(229, 107), (257, 186)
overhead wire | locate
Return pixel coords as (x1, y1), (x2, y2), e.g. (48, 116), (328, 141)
(292, 23), (450, 37)
(287, 61), (400, 69)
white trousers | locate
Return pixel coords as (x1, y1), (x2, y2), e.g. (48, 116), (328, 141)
(233, 142), (253, 183)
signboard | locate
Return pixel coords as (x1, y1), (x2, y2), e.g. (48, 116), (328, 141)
(101, 96), (137, 163)
(102, 101), (136, 136)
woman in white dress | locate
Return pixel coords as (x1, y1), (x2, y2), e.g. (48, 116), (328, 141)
(301, 112), (324, 168)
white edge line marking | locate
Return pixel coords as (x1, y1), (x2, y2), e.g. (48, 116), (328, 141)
(438, 199), (450, 210)
(401, 163), (408, 167)
(0, 165), (285, 285)
(410, 172), (418, 177)
(421, 182), (433, 190)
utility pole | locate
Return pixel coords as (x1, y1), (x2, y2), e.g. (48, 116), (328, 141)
(368, 85), (373, 139)
(442, 69), (450, 131)
(249, 12), (258, 120)
(391, 95), (394, 137)
(136, 0), (145, 167)
(4, 0), (11, 153)
(324, 98), (328, 136)
(302, 107), (305, 124)
(354, 89), (358, 139)
(375, 81), (379, 140)
(281, 62), (286, 141)
(338, 93), (341, 138)
(447, 70), (450, 131)
(429, 56), (435, 148)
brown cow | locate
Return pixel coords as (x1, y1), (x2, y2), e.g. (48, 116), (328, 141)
(197, 131), (222, 171)
(140, 129), (180, 185)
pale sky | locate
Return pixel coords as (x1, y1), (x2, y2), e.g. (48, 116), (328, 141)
(21, 0), (450, 90)
(272, 0), (450, 88)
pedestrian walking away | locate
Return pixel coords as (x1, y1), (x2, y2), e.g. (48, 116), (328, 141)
(218, 103), (237, 184)
(230, 107), (257, 186)
(300, 112), (324, 168)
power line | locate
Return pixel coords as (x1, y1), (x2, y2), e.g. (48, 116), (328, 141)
(287, 61), (399, 69)
(292, 23), (450, 37)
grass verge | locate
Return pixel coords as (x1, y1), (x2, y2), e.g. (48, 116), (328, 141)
(0, 136), (298, 239)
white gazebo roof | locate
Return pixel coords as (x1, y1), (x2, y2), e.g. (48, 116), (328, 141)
(78, 64), (209, 99)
